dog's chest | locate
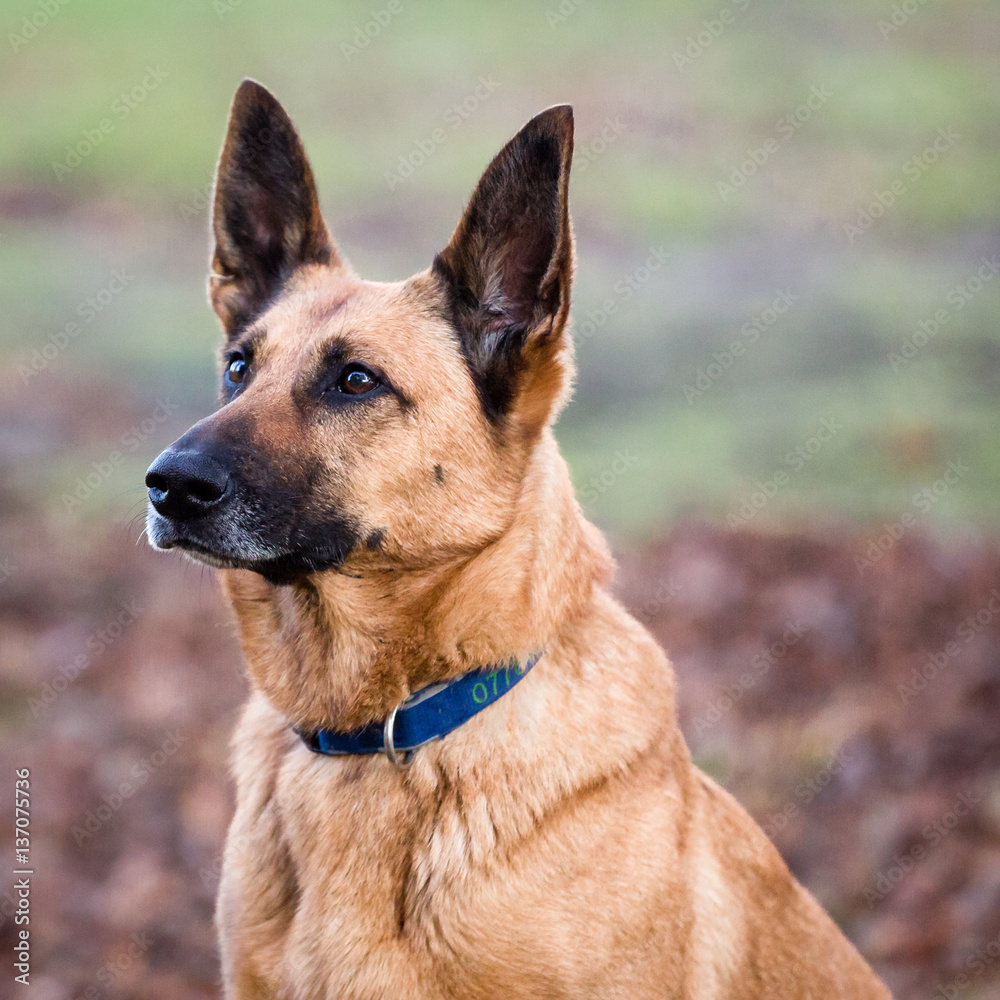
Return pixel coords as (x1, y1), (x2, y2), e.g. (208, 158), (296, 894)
(224, 735), (594, 999)
(221, 696), (697, 999)
(221, 737), (465, 993)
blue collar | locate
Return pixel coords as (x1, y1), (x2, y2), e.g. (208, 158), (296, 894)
(297, 652), (542, 765)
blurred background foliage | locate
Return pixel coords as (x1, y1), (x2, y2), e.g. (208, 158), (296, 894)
(3, 3), (1000, 998)
(2, 0), (998, 540)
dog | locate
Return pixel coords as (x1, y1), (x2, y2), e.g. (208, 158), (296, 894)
(145, 79), (892, 999)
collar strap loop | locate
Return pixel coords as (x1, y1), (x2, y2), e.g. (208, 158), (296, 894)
(296, 651), (542, 763)
(382, 703), (409, 767)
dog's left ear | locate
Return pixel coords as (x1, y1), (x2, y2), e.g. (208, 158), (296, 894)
(433, 105), (575, 431)
(209, 79), (346, 337)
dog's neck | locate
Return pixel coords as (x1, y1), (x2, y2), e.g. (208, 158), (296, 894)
(222, 429), (613, 733)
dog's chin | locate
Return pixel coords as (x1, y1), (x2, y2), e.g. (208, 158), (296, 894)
(145, 509), (351, 585)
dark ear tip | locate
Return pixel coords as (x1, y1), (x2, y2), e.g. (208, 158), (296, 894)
(545, 103), (573, 121)
(232, 78), (280, 112)
(529, 104), (574, 138)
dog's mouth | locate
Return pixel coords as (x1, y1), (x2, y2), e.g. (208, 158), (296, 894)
(150, 529), (244, 569)
(146, 505), (357, 585)
(146, 508), (274, 568)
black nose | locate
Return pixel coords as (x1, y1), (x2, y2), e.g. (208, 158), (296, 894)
(145, 449), (230, 520)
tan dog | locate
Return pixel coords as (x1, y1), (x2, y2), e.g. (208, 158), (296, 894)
(145, 80), (892, 999)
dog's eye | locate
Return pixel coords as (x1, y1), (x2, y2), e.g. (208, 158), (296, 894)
(225, 357), (247, 385)
(337, 364), (380, 396)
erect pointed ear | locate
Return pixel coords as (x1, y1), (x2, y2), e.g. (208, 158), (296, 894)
(432, 105), (575, 429)
(209, 79), (346, 337)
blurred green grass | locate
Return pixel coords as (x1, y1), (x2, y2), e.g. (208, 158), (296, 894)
(2, 0), (998, 540)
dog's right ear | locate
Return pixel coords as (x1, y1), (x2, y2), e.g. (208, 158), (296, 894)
(209, 79), (345, 338)
(431, 105), (575, 432)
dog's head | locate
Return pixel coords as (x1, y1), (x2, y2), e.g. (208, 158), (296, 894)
(145, 81), (576, 584)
